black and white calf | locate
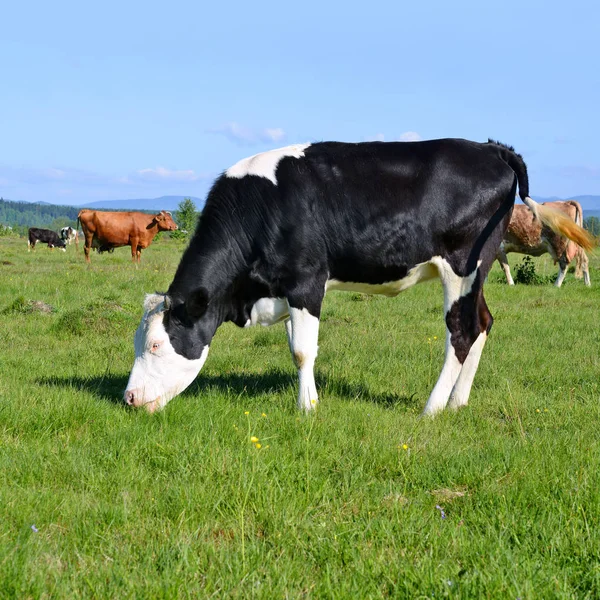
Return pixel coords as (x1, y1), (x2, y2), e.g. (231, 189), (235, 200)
(60, 226), (79, 247)
(27, 227), (67, 251)
(124, 139), (593, 415)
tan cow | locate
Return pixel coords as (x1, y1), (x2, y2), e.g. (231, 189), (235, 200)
(78, 209), (178, 264)
(497, 200), (590, 287)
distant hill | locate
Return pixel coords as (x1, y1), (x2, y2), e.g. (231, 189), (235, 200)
(79, 195), (205, 211)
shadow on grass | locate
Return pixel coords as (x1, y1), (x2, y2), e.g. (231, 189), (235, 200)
(37, 368), (420, 410)
(37, 373), (130, 406)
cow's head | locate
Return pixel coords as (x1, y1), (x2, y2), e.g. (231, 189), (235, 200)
(154, 211), (178, 232)
(124, 289), (218, 412)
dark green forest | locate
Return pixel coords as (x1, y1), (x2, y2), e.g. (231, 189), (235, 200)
(0, 198), (80, 235)
(0, 199), (160, 236)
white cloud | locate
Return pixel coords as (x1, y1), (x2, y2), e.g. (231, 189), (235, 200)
(208, 122), (287, 146)
(397, 131), (422, 142)
(41, 168), (67, 180)
(263, 127), (285, 143)
(136, 167), (201, 182)
(364, 131), (422, 143)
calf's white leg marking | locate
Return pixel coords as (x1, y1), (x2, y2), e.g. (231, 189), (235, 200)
(422, 333), (463, 416)
(447, 332), (487, 409)
(287, 305), (320, 411)
(422, 258), (481, 416)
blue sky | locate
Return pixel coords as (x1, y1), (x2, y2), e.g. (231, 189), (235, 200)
(1, 0), (599, 206)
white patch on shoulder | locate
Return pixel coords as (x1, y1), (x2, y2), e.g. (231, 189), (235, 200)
(226, 143), (310, 185)
(326, 261), (439, 297)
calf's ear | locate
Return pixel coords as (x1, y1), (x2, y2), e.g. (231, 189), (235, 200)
(186, 287), (209, 319)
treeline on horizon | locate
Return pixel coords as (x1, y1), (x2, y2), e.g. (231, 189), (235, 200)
(0, 196), (599, 238)
(0, 198), (156, 236)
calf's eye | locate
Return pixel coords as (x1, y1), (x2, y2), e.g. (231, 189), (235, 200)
(151, 342), (161, 352)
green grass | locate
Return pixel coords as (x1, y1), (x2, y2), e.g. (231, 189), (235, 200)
(1, 236), (599, 598)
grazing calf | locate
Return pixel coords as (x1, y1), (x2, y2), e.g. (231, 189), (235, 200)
(27, 228), (66, 251)
(60, 226), (79, 248)
(77, 209), (178, 263)
(497, 200), (591, 286)
(124, 139), (593, 415)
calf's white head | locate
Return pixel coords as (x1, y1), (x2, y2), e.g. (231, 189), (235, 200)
(124, 292), (212, 412)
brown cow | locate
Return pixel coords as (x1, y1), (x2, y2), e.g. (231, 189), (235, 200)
(497, 200), (590, 287)
(78, 210), (178, 264)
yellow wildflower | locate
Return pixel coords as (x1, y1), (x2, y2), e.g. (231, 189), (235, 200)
(250, 436), (259, 443)
(402, 444), (409, 450)
(244, 411), (249, 415)
(255, 443), (262, 449)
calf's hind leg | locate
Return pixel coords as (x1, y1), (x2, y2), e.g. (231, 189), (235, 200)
(422, 260), (484, 416)
(447, 291), (493, 410)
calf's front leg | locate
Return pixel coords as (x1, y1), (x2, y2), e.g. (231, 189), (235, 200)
(287, 305), (320, 411)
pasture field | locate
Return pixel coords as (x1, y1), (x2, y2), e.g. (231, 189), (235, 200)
(0, 235), (599, 599)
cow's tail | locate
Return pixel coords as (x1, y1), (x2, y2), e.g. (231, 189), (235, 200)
(488, 139), (595, 252)
(522, 197), (595, 251)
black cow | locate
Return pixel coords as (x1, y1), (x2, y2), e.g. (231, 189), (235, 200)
(28, 228), (67, 251)
(124, 139), (593, 415)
